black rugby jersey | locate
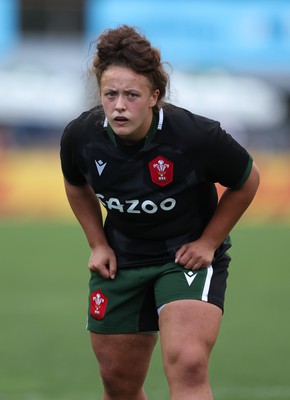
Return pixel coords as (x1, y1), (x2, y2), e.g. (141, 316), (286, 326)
(60, 104), (252, 268)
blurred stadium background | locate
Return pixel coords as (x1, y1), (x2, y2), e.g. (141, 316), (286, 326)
(0, 0), (290, 220)
(1, 1), (290, 399)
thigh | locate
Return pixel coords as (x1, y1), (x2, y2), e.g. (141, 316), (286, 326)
(159, 300), (222, 365)
(91, 332), (157, 384)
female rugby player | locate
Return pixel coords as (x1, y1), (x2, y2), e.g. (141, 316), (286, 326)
(61, 25), (260, 400)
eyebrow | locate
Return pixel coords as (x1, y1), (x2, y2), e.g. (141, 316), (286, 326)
(102, 87), (141, 91)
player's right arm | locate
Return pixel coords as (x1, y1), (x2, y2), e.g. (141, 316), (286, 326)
(64, 179), (117, 280)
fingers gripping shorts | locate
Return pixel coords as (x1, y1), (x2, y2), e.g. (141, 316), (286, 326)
(87, 257), (230, 334)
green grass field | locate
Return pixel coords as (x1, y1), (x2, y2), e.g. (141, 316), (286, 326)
(1, 220), (289, 400)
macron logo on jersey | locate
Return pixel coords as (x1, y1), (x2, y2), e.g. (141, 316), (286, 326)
(95, 160), (107, 176)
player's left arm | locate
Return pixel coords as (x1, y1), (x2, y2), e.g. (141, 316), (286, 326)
(175, 162), (260, 270)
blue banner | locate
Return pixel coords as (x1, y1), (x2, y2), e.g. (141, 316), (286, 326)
(86, 0), (290, 71)
(0, 0), (19, 56)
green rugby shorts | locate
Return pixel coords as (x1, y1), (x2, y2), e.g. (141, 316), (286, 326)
(87, 256), (230, 334)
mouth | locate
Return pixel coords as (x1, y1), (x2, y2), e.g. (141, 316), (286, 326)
(114, 116), (129, 123)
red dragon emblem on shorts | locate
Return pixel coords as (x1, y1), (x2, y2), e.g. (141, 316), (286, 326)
(90, 290), (108, 320)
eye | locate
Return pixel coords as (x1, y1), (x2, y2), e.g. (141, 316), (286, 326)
(127, 92), (139, 99)
(104, 91), (116, 99)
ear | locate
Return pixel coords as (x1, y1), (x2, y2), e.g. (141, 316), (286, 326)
(150, 89), (160, 107)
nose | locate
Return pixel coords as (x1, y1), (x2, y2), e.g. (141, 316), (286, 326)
(115, 95), (126, 112)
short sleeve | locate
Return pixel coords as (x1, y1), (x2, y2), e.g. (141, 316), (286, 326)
(204, 123), (252, 189)
(60, 120), (87, 186)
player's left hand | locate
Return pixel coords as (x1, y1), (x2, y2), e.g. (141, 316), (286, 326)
(175, 239), (215, 270)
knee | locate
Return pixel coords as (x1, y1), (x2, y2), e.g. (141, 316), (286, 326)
(164, 347), (209, 385)
(100, 363), (143, 398)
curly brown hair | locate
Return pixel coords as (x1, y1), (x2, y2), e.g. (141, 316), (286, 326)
(91, 25), (169, 106)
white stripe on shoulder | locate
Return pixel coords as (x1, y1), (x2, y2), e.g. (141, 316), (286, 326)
(103, 117), (108, 128)
(157, 108), (164, 130)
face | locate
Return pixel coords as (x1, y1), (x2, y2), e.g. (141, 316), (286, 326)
(100, 66), (160, 143)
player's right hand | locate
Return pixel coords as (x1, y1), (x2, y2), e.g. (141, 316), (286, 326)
(88, 245), (117, 280)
